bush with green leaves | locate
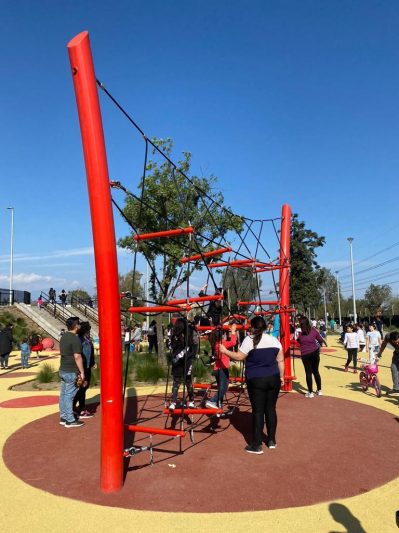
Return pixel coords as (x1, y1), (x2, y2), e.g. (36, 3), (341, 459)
(36, 363), (58, 383)
(135, 354), (166, 383)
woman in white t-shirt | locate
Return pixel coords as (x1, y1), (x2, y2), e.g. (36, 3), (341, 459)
(219, 316), (284, 455)
(344, 325), (360, 373)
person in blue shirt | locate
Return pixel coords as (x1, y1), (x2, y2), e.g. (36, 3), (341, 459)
(220, 316), (284, 454)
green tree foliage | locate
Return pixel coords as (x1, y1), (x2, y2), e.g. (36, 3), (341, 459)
(290, 213), (325, 312)
(119, 270), (144, 313)
(364, 283), (392, 314)
(222, 267), (261, 312)
(69, 289), (92, 302)
(118, 138), (243, 302)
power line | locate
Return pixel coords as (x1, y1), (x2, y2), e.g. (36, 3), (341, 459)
(340, 267), (399, 289)
(339, 255), (399, 280)
(337, 240), (399, 274)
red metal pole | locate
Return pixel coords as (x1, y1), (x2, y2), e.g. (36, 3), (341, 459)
(134, 227), (193, 241)
(279, 204), (292, 391)
(67, 31), (123, 493)
(180, 246), (232, 263)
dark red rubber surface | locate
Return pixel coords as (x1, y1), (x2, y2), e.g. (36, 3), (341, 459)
(3, 392), (399, 512)
(0, 396), (59, 408)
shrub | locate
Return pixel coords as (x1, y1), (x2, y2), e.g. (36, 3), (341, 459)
(192, 358), (211, 382)
(135, 355), (166, 383)
(230, 364), (242, 378)
(36, 363), (57, 383)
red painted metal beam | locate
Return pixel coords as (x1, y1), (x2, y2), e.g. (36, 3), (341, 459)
(254, 308), (295, 316)
(238, 300), (279, 306)
(67, 31), (123, 493)
(125, 425), (185, 437)
(128, 305), (190, 313)
(229, 376), (245, 382)
(196, 324), (249, 331)
(193, 383), (217, 389)
(180, 246), (232, 263)
(163, 408), (223, 415)
(134, 227), (193, 241)
(279, 204), (292, 392)
(167, 294), (223, 306)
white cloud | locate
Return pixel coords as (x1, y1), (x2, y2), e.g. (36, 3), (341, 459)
(0, 273), (81, 293)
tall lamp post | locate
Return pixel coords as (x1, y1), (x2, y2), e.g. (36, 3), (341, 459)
(347, 237), (357, 323)
(335, 270), (342, 326)
(7, 207), (14, 306)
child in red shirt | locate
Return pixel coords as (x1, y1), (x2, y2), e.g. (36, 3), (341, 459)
(206, 324), (237, 409)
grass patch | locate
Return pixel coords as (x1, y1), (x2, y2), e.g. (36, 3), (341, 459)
(192, 358), (211, 382)
(36, 363), (58, 383)
(135, 354), (166, 383)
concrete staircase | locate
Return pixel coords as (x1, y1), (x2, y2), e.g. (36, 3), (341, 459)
(15, 303), (99, 339)
(15, 303), (65, 340)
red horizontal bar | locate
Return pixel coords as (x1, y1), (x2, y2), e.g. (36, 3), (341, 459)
(125, 424), (185, 437)
(134, 227), (193, 242)
(128, 305), (190, 313)
(193, 383), (217, 389)
(196, 324), (249, 331)
(163, 408), (223, 415)
(255, 266), (283, 272)
(180, 246), (232, 264)
(238, 300), (279, 306)
(254, 308), (296, 316)
(167, 294), (224, 306)
(229, 376), (245, 382)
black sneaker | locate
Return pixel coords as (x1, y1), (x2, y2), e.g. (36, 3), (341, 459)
(59, 418), (67, 426)
(244, 444), (263, 454)
(267, 440), (277, 449)
(64, 420), (84, 428)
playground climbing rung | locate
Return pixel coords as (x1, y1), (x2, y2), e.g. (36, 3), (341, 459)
(125, 425), (185, 437)
(167, 294), (223, 306)
(238, 300), (279, 306)
(180, 246), (232, 263)
(128, 305), (191, 313)
(134, 227), (193, 241)
(163, 408), (223, 415)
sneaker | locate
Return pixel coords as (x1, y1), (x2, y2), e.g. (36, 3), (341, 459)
(267, 440), (277, 449)
(244, 444), (263, 455)
(353, 369), (358, 374)
(344, 366), (349, 372)
(4, 366), (8, 369)
(315, 390), (323, 396)
(59, 418), (67, 426)
(169, 402), (176, 411)
(305, 392), (314, 398)
(79, 410), (94, 418)
(64, 420), (84, 428)
(187, 401), (195, 409)
(206, 400), (218, 409)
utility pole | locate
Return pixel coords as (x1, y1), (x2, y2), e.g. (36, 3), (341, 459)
(335, 270), (342, 326)
(347, 237), (357, 323)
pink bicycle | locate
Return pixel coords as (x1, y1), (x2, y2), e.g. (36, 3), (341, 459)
(359, 357), (381, 398)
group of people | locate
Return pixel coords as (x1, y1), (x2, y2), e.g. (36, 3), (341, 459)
(0, 324), (44, 370)
(124, 320), (158, 353)
(58, 317), (96, 428)
(167, 311), (284, 454)
(38, 288), (68, 308)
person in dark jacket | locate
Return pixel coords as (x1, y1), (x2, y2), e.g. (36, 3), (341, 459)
(198, 284), (224, 326)
(0, 323), (13, 369)
(73, 321), (96, 418)
(169, 318), (195, 411)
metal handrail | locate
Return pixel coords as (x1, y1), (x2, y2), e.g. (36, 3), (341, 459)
(70, 296), (99, 324)
(40, 291), (76, 323)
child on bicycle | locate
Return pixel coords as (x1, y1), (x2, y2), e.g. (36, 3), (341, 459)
(366, 324), (382, 364)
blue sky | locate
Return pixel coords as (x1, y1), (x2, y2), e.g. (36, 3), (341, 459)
(1, 1), (399, 300)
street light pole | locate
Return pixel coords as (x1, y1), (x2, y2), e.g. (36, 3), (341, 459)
(7, 207), (14, 306)
(323, 287), (328, 328)
(347, 237), (357, 323)
(335, 270), (342, 326)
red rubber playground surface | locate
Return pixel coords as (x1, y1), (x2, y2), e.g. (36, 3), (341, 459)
(4, 391), (399, 513)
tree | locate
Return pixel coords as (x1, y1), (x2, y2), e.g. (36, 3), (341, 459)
(119, 138), (243, 362)
(119, 139), (243, 301)
(364, 284), (392, 314)
(222, 268), (262, 312)
(69, 289), (92, 302)
(290, 213), (325, 313)
(119, 270), (144, 313)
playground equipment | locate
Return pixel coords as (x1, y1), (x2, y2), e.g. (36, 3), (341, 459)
(67, 31), (293, 493)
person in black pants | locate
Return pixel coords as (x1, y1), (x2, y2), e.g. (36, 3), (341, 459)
(220, 316), (284, 454)
(296, 317), (327, 397)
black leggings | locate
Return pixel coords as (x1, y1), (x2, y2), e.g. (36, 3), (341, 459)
(171, 363), (194, 403)
(73, 368), (91, 411)
(345, 348), (358, 369)
(246, 374), (281, 446)
(301, 350), (321, 393)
